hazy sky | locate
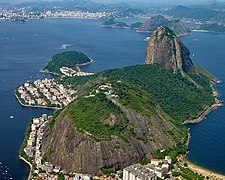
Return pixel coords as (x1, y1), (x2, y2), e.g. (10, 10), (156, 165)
(0, 0), (224, 5)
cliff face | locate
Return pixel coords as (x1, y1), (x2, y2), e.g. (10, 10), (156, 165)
(42, 101), (183, 175)
(138, 15), (190, 36)
(145, 27), (195, 74)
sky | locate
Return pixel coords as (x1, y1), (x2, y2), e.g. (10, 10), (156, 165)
(0, 0), (224, 5)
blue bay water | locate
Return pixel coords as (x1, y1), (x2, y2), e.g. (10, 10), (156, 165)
(0, 18), (225, 179)
(181, 32), (225, 175)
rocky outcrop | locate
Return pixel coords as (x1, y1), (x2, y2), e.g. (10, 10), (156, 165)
(138, 15), (190, 36)
(42, 103), (183, 175)
(145, 27), (195, 74)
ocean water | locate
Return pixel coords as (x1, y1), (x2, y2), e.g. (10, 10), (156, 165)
(0, 18), (225, 179)
(0, 18), (146, 179)
(181, 32), (225, 175)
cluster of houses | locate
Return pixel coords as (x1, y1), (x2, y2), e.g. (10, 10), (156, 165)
(96, 83), (119, 99)
(24, 114), (51, 167)
(23, 114), (93, 180)
(145, 156), (172, 178)
(17, 78), (77, 108)
(60, 66), (94, 77)
(123, 156), (172, 180)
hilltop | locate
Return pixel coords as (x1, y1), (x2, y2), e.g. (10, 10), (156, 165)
(42, 51), (92, 75)
(145, 27), (194, 74)
(137, 15), (190, 36)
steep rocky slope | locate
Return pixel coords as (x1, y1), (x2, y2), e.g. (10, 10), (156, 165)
(137, 15), (190, 36)
(145, 27), (195, 74)
(42, 93), (184, 175)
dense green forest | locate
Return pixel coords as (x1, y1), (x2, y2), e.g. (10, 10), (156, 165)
(101, 19), (129, 28)
(42, 51), (91, 74)
(64, 93), (129, 140)
(102, 64), (214, 121)
(59, 64), (214, 122)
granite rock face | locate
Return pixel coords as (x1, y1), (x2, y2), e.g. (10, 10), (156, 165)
(42, 103), (182, 175)
(145, 27), (195, 74)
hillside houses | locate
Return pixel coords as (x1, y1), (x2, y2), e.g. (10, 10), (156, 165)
(17, 78), (77, 109)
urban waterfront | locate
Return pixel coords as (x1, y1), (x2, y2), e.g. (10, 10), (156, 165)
(0, 18), (225, 179)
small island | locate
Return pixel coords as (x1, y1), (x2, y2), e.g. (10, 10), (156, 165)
(101, 19), (129, 28)
(41, 51), (93, 75)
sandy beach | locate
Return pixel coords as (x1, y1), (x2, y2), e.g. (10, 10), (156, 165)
(178, 155), (225, 180)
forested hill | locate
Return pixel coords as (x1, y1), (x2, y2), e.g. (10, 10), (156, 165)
(42, 51), (91, 74)
(102, 64), (214, 121)
(42, 63), (215, 175)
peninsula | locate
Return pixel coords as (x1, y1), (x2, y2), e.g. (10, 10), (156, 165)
(17, 27), (223, 180)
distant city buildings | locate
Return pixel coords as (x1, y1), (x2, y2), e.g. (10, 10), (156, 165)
(42, 10), (107, 19)
(0, 8), (108, 22)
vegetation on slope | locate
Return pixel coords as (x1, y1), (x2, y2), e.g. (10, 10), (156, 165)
(130, 22), (143, 29)
(42, 63), (215, 175)
(101, 19), (129, 28)
(42, 51), (91, 74)
(195, 66), (216, 82)
(64, 93), (129, 140)
(102, 64), (214, 121)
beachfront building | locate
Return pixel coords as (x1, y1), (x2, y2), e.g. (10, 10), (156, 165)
(123, 164), (157, 180)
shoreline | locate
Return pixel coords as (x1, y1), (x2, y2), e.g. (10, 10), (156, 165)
(183, 101), (223, 125)
(182, 82), (225, 178)
(178, 155), (225, 180)
(19, 156), (32, 180)
(183, 84), (223, 125)
(41, 58), (93, 76)
(15, 91), (60, 110)
(77, 58), (93, 67)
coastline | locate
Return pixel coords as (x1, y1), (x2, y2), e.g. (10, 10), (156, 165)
(19, 156), (32, 180)
(14, 91), (60, 110)
(183, 84), (223, 125)
(183, 101), (223, 125)
(181, 82), (225, 179)
(41, 58), (93, 75)
(77, 58), (93, 67)
(178, 155), (225, 180)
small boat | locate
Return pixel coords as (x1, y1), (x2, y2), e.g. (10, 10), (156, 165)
(144, 37), (150, 41)
(10, 116), (13, 119)
(217, 80), (222, 84)
(61, 44), (71, 49)
(193, 54), (195, 57)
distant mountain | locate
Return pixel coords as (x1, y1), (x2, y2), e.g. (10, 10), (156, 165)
(137, 15), (190, 36)
(166, 5), (225, 23)
(204, 2), (225, 11)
